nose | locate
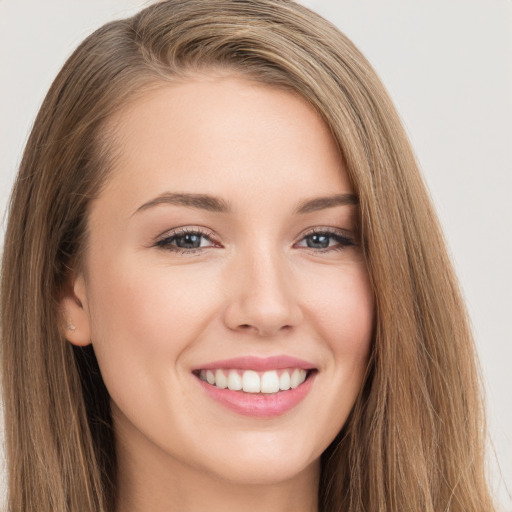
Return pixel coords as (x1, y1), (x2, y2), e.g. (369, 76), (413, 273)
(222, 249), (303, 337)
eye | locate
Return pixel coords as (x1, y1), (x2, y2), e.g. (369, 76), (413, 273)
(295, 229), (356, 252)
(154, 228), (218, 253)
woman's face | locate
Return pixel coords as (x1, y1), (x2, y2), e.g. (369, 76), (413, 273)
(66, 75), (374, 486)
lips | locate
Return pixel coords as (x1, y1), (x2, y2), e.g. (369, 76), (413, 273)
(192, 356), (317, 417)
(194, 355), (316, 372)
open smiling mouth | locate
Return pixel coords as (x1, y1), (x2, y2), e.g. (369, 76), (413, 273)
(192, 366), (317, 417)
(193, 368), (314, 394)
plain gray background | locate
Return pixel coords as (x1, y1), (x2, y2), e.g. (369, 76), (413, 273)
(1, 0), (511, 509)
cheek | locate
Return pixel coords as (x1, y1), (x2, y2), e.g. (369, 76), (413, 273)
(288, 262), (373, 449)
(299, 260), (374, 356)
(85, 252), (224, 377)
(84, 254), (229, 439)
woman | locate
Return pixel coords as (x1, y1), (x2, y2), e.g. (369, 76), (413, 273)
(0, 1), (496, 511)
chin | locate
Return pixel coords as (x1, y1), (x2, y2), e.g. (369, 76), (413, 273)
(209, 456), (319, 487)
(192, 430), (323, 486)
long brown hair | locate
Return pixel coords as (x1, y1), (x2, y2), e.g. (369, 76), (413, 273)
(1, 1), (495, 510)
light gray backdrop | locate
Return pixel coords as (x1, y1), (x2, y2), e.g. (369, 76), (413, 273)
(1, 0), (511, 509)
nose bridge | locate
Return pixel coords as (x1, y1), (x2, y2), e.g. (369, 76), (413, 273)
(223, 243), (302, 336)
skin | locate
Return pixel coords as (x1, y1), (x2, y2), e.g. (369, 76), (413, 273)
(62, 75), (374, 512)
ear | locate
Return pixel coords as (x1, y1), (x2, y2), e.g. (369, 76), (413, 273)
(59, 273), (92, 346)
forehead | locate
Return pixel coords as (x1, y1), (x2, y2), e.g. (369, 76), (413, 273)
(98, 75), (351, 209)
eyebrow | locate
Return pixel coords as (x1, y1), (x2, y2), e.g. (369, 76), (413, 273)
(133, 192), (232, 215)
(294, 193), (358, 213)
(133, 191), (358, 216)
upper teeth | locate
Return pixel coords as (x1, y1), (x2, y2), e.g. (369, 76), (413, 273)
(198, 368), (308, 394)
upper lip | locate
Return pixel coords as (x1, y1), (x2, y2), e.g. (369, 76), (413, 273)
(192, 355), (317, 372)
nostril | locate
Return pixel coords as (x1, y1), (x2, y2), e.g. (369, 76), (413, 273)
(235, 323), (294, 336)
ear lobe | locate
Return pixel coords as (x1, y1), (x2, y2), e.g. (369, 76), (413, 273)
(59, 274), (92, 346)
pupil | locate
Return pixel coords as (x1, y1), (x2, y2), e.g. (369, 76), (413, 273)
(178, 234), (201, 248)
(307, 234), (329, 249)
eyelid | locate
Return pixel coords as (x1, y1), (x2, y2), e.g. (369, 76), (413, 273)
(295, 226), (356, 242)
(154, 226), (221, 251)
(293, 226), (357, 251)
(156, 225), (216, 240)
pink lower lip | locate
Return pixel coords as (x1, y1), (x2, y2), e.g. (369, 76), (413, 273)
(196, 372), (316, 418)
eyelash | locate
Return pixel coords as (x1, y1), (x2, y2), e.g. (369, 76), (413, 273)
(154, 227), (356, 255)
(154, 227), (217, 254)
(296, 228), (356, 252)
